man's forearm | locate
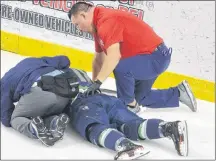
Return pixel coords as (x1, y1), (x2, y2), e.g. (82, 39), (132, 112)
(96, 53), (120, 82)
(92, 52), (105, 81)
(96, 43), (121, 82)
(92, 59), (102, 81)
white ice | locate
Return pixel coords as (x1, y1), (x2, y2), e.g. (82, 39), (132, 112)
(1, 50), (215, 160)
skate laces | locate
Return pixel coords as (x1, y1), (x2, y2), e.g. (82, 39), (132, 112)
(39, 126), (47, 134)
(49, 115), (68, 138)
(38, 123), (49, 135)
(162, 122), (173, 137)
(163, 122), (180, 144)
(118, 140), (136, 152)
(35, 124), (50, 139)
(33, 118), (47, 134)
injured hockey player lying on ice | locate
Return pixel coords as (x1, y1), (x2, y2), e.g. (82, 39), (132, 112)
(65, 89), (189, 160)
(51, 63), (188, 159)
(1, 55), (188, 159)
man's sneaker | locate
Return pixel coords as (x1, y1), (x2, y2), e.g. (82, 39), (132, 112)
(178, 80), (197, 112)
(127, 102), (141, 114)
(29, 117), (55, 147)
(160, 121), (189, 156)
(49, 114), (70, 141)
(114, 139), (150, 160)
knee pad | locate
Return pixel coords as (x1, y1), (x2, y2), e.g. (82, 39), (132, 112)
(86, 123), (109, 146)
(122, 119), (144, 141)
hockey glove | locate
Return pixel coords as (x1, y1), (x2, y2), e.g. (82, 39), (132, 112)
(84, 79), (102, 97)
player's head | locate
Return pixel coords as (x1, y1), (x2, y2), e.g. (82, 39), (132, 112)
(68, 1), (94, 33)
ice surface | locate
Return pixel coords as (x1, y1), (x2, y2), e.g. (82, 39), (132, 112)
(1, 50), (215, 159)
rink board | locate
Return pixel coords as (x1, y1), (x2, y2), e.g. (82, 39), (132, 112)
(1, 30), (215, 102)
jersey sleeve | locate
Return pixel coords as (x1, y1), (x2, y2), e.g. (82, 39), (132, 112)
(98, 19), (124, 51)
(94, 34), (103, 53)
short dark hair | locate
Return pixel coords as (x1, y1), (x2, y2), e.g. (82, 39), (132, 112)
(68, 1), (93, 20)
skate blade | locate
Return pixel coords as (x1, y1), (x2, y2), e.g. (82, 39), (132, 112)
(182, 80), (197, 112)
(178, 121), (189, 156)
(116, 147), (150, 160)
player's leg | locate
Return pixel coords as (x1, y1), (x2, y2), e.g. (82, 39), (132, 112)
(67, 95), (148, 160)
(42, 92), (70, 141)
(121, 119), (188, 156)
(87, 123), (149, 160)
(43, 113), (70, 141)
(109, 98), (188, 156)
(10, 86), (70, 146)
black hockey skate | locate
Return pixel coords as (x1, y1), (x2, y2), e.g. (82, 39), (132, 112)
(160, 121), (188, 156)
(178, 80), (197, 112)
(30, 117), (55, 147)
(114, 139), (150, 160)
(49, 114), (70, 141)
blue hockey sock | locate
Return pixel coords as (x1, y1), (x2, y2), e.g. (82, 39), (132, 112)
(138, 119), (165, 139)
(87, 124), (127, 151)
(98, 128), (127, 151)
(119, 119), (144, 141)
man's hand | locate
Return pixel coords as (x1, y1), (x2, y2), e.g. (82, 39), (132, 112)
(84, 80), (102, 97)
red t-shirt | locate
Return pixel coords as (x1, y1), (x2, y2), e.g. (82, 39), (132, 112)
(93, 7), (163, 59)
